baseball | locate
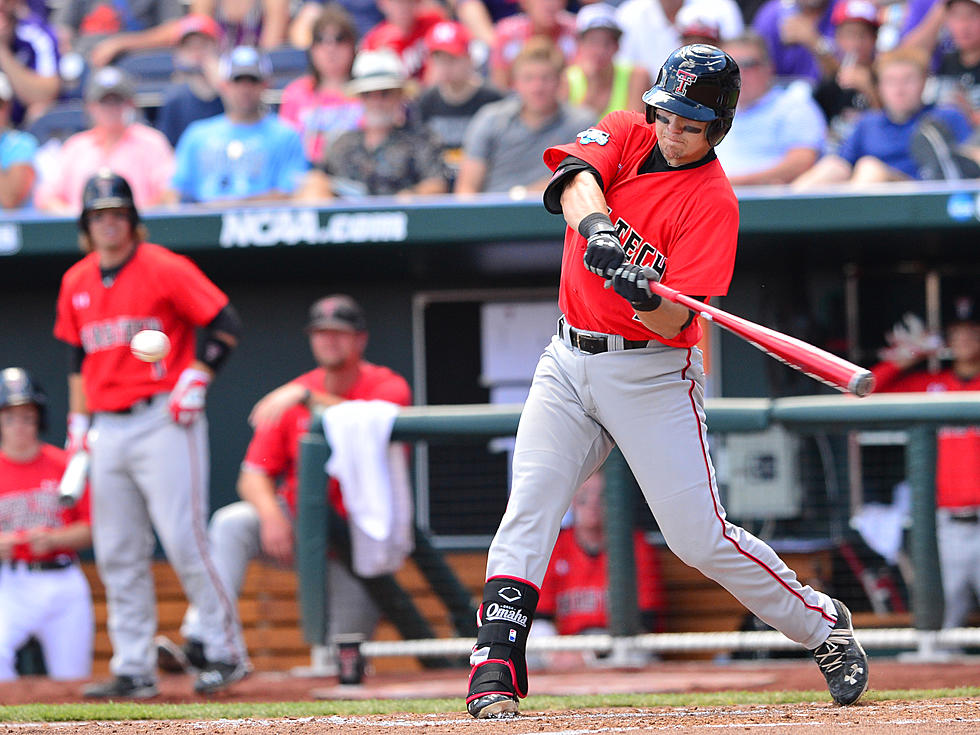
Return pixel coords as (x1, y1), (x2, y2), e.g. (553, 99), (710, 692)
(130, 329), (170, 363)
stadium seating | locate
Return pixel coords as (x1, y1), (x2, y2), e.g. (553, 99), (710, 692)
(26, 101), (88, 145)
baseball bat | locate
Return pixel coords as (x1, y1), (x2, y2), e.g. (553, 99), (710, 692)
(649, 282), (875, 397)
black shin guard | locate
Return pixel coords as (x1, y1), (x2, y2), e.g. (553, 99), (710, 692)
(467, 577), (539, 702)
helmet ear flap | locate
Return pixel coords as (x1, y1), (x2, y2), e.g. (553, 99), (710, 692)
(706, 117), (731, 147)
(645, 104), (656, 125)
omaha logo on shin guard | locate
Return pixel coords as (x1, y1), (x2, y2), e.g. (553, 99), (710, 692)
(485, 602), (529, 627)
(497, 586), (523, 603)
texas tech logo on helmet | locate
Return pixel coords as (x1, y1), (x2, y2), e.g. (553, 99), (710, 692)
(674, 69), (697, 94)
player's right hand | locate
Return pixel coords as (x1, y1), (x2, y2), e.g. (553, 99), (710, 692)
(584, 231), (625, 278)
(66, 412), (91, 454)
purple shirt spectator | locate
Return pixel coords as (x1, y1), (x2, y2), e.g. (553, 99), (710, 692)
(8, 9), (59, 124)
(752, 0), (834, 81)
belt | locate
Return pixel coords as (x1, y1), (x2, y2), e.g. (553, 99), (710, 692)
(109, 396), (155, 415)
(11, 558), (75, 571)
(558, 316), (652, 354)
(947, 510), (980, 523)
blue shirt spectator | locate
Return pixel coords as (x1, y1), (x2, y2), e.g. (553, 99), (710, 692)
(172, 113), (308, 202)
(0, 71), (37, 209)
(752, 0), (835, 81)
(837, 103), (973, 178)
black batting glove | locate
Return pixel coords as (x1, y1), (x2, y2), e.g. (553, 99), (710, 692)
(610, 263), (662, 312)
(584, 231), (625, 277)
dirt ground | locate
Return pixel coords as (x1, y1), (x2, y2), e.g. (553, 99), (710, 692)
(2, 658), (980, 734)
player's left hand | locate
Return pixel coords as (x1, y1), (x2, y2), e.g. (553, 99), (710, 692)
(608, 264), (662, 312)
(584, 232), (625, 278)
(168, 367), (212, 426)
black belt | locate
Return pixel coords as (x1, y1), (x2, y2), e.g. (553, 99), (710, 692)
(559, 316), (652, 354)
(110, 397), (155, 414)
(948, 511), (980, 524)
(15, 558), (75, 571)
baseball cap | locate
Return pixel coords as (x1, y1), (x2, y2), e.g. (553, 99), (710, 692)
(177, 13), (222, 44)
(945, 294), (980, 326)
(831, 0), (881, 27)
(675, 4), (722, 42)
(306, 295), (368, 333)
(426, 21), (471, 57)
(575, 3), (621, 36)
(347, 49), (406, 95)
(84, 66), (135, 103)
(219, 45), (272, 81)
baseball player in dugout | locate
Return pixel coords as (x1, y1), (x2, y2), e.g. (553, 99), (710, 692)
(53, 170), (249, 699)
(0, 368), (94, 681)
(155, 295), (412, 676)
(871, 294), (980, 632)
(465, 43), (870, 720)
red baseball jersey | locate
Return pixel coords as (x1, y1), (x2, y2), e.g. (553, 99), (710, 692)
(361, 9), (445, 80)
(543, 110), (740, 348)
(0, 444), (91, 563)
(872, 361), (980, 508)
(241, 363), (412, 515)
(53, 242), (229, 412)
(537, 529), (665, 636)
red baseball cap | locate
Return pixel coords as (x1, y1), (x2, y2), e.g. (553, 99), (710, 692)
(426, 21), (471, 57)
(177, 13), (223, 43)
(831, 0), (880, 28)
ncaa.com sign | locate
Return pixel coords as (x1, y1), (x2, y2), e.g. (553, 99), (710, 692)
(219, 208), (408, 248)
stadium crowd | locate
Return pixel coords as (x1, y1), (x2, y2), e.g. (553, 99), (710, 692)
(0, 0), (976, 211)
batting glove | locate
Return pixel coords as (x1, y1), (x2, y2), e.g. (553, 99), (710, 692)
(66, 412), (91, 454)
(609, 264), (662, 312)
(584, 231), (626, 278)
(168, 367), (211, 426)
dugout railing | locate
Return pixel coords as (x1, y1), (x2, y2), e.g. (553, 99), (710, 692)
(298, 394), (980, 663)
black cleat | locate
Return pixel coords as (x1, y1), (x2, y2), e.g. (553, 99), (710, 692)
(83, 675), (158, 699)
(193, 660), (251, 694)
(467, 692), (519, 719)
(812, 599), (869, 706)
(156, 635), (206, 674)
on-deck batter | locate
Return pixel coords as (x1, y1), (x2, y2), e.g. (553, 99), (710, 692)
(0, 368), (93, 681)
(54, 171), (248, 698)
(465, 44), (869, 719)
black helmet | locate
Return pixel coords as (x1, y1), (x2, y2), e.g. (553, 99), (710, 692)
(642, 44), (740, 146)
(0, 367), (47, 431)
(79, 169), (139, 231)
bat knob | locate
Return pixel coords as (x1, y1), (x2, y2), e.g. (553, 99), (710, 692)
(850, 370), (876, 398)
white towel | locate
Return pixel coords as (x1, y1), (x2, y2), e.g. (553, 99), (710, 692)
(322, 400), (414, 577)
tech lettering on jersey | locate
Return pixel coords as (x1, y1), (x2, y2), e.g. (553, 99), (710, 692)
(612, 216), (667, 279)
(79, 316), (164, 353)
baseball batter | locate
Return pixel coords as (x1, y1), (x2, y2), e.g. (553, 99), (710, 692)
(0, 368), (93, 681)
(53, 171), (248, 698)
(465, 44), (869, 719)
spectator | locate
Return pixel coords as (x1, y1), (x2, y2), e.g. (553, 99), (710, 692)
(359, 0), (446, 82)
(751, 0), (837, 82)
(52, 0), (183, 65)
(155, 14), (226, 148)
(0, 0), (59, 125)
(0, 72), (37, 209)
(675, 0), (745, 45)
(411, 21), (502, 185)
(930, 0), (980, 128)
(714, 32), (827, 185)
(156, 295), (413, 678)
(189, 0), (290, 50)
(451, 0), (522, 50)
(869, 295), (980, 633)
(530, 468), (665, 669)
(279, 3), (363, 165)
(0, 367), (94, 682)
(290, 0), (383, 46)
(490, 0), (577, 90)
(793, 47), (973, 186)
(565, 4), (649, 117)
(34, 66), (175, 214)
(299, 49), (447, 198)
(812, 0), (880, 152)
(614, 0), (680, 83)
(54, 170), (249, 698)
(456, 37), (595, 194)
(171, 46), (308, 204)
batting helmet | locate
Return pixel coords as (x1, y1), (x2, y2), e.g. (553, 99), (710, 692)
(0, 367), (47, 432)
(642, 44), (740, 146)
(79, 170), (139, 232)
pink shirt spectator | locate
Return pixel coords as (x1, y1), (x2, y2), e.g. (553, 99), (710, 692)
(34, 123), (175, 212)
(491, 11), (578, 75)
(279, 77), (363, 164)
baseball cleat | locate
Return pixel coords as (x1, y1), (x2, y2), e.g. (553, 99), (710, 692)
(155, 635), (206, 674)
(193, 660), (251, 694)
(467, 692), (519, 719)
(812, 599), (869, 706)
(83, 675), (158, 699)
